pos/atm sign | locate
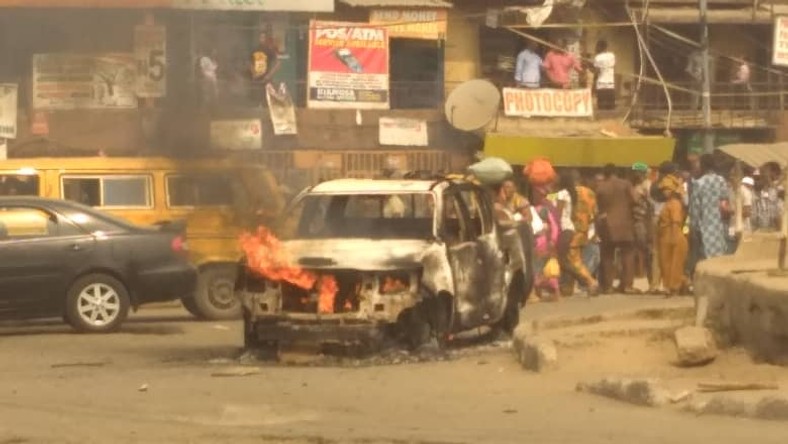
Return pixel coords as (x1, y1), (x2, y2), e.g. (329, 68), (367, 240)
(135, 25), (166, 98)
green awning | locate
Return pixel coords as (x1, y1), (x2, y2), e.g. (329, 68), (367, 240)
(484, 133), (676, 167)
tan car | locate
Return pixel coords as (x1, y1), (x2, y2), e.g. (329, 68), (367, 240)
(0, 156), (285, 320)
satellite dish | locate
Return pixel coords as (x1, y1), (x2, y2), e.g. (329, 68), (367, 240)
(444, 79), (501, 132)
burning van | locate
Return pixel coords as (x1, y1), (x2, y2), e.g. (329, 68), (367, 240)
(235, 178), (528, 352)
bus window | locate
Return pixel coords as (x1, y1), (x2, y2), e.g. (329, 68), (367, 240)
(61, 176), (152, 208)
(0, 174), (40, 196)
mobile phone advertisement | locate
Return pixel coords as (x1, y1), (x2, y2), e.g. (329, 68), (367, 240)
(308, 21), (390, 109)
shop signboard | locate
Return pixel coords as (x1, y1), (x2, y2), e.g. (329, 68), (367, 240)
(369, 9), (447, 40)
(502, 87), (593, 118)
(210, 119), (263, 150)
(774, 16), (788, 66)
(32, 54), (137, 110)
(379, 117), (428, 146)
(171, 0), (333, 11)
(0, 84), (18, 139)
(266, 83), (297, 136)
(134, 25), (167, 98)
(307, 20), (390, 110)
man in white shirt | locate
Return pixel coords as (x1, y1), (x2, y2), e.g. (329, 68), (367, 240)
(593, 40), (616, 110)
(199, 49), (219, 107)
(731, 55), (754, 110)
(740, 176), (755, 234)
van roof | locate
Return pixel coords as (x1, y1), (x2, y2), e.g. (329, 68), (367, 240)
(0, 156), (269, 171)
(310, 178), (444, 194)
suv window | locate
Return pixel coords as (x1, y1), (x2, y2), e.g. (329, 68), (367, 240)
(0, 174), (40, 197)
(62, 175), (152, 208)
(167, 175), (235, 207)
(442, 192), (471, 245)
(0, 207), (56, 240)
(460, 188), (492, 237)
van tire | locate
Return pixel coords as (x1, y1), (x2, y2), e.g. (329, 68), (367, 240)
(180, 295), (202, 318)
(193, 265), (241, 320)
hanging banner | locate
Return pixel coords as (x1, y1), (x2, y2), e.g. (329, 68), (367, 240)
(32, 54), (137, 110)
(773, 16), (788, 66)
(266, 83), (297, 136)
(210, 119), (263, 150)
(369, 9), (447, 40)
(502, 87), (593, 118)
(0, 84), (18, 139)
(135, 25), (167, 98)
(379, 117), (428, 146)
(308, 20), (390, 110)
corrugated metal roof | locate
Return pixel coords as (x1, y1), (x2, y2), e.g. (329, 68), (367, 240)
(717, 143), (788, 168)
(339, 0), (453, 8)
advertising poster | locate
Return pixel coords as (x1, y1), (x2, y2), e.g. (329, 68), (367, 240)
(33, 54), (137, 110)
(308, 20), (390, 110)
(379, 117), (428, 146)
(210, 119), (263, 150)
(369, 9), (447, 40)
(0, 84), (18, 139)
(502, 87), (593, 118)
(774, 16), (788, 66)
(134, 25), (167, 98)
(266, 83), (297, 135)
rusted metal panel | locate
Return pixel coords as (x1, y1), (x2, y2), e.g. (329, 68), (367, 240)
(717, 142), (788, 168)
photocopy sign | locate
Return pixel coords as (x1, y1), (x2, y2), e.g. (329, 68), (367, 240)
(773, 16), (788, 66)
(502, 87), (593, 118)
(0, 84), (18, 139)
(135, 25), (167, 97)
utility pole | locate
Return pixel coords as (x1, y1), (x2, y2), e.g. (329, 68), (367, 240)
(700, 0), (714, 153)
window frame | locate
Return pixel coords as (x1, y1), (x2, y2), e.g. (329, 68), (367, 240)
(164, 173), (238, 209)
(59, 174), (154, 210)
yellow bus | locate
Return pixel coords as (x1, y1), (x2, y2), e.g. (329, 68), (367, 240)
(0, 156), (285, 320)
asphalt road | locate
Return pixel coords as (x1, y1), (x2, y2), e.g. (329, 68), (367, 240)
(1, 298), (786, 444)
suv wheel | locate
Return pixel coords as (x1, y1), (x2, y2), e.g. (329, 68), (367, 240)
(65, 274), (130, 333)
(493, 271), (523, 336)
(194, 265), (241, 320)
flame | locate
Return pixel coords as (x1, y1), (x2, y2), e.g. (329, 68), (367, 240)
(381, 276), (408, 294)
(318, 275), (338, 314)
(240, 226), (338, 313)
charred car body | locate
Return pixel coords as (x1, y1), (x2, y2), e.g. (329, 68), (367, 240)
(236, 178), (530, 351)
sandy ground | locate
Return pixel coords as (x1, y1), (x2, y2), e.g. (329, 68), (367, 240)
(1, 296), (787, 444)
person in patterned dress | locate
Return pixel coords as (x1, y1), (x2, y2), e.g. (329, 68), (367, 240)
(689, 154), (731, 263)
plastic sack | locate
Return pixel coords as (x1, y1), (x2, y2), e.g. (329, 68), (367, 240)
(524, 158), (556, 186)
(543, 257), (560, 279)
(467, 157), (513, 185)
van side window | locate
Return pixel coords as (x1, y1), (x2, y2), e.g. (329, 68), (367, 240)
(0, 174), (39, 196)
(61, 176), (152, 208)
(166, 175), (234, 207)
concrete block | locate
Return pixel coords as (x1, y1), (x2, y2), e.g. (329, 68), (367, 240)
(674, 326), (718, 366)
(576, 377), (669, 407)
(514, 334), (557, 373)
(687, 396), (750, 417)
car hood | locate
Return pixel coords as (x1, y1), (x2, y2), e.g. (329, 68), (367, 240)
(282, 238), (436, 271)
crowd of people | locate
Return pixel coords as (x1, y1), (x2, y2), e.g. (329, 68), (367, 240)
(492, 155), (784, 302)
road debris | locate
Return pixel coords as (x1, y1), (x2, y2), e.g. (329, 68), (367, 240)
(211, 325), (230, 331)
(514, 335), (558, 372)
(138, 383), (149, 392)
(211, 367), (264, 378)
(697, 381), (779, 393)
(50, 361), (107, 369)
(577, 377), (669, 407)
(669, 390), (693, 404)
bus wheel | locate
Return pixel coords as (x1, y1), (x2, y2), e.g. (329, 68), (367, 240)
(194, 265), (241, 320)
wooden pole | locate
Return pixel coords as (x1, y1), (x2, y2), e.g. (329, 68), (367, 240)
(780, 163), (788, 270)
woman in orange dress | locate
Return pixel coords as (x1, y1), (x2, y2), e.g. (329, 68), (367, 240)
(657, 169), (690, 296)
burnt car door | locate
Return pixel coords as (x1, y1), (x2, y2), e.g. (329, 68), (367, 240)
(458, 185), (507, 322)
(442, 189), (485, 329)
(0, 204), (93, 319)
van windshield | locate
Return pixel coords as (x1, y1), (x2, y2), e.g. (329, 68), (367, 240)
(280, 193), (436, 240)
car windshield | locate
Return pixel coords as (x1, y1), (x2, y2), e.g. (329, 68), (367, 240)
(281, 192), (436, 240)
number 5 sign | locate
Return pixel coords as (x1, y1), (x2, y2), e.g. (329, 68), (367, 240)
(135, 25), (166, 98)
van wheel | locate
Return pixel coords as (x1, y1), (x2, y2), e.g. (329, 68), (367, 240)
(194, 265), (241, 320)
(493, 272), (523, 336)
(65, 274), (130, 333)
